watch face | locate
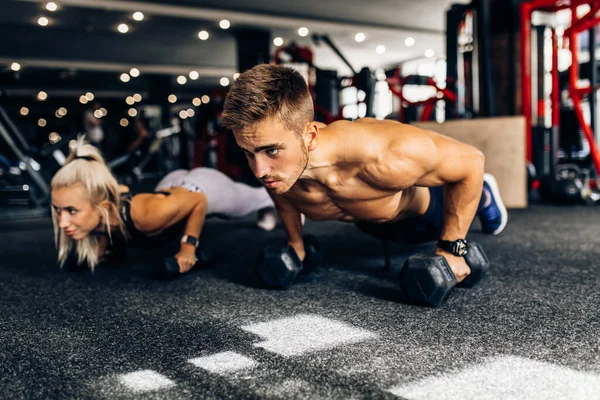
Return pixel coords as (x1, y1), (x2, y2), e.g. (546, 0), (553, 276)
(453, 240), (468, 256)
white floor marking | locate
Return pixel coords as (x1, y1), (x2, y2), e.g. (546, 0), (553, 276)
(241, 314), (377, 357)
(387, 356), (600, 400)
(188, 351), (257, 375)
(118, 369), (175, 393)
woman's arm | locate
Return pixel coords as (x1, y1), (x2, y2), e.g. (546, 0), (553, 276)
(175, 195), (208, 272)
(130, 188), (208, 272)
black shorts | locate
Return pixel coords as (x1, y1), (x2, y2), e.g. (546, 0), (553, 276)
(355, 186), (445, 244)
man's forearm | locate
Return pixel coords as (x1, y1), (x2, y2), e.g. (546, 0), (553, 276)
(279, 206), (303, 247)
(440, 171), (484, 241)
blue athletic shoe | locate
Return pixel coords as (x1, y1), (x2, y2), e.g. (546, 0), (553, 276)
(478, 173), (508, 235)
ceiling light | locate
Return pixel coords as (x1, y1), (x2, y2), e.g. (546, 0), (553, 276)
(120, 118), (129, 127)
(198, 30), (209, 40)
(168, 94), (177, 103)
(405, 37), (415, 47)
(220, 77), (230, 86)
(85, 92), (94, 101)
(46, 2), (58, 12)
(37, 17), (49, 27)
(132, 12), (144, 21)
(117, 23), (129, 34)
(20, 107), (29, 116)
(126, 96), (135, 105)
(189, 71), (199, 80)
(192, 97), (201, 106)
(38, 118), (47, 127)
(298, 27), (309, 37)
(58, 107), (67, 116)
(354, 32), (366, 43)
(129, 68), (140, 77)
(219, 19), (230, 29)
(233, 73), (240, 80)
(201, 95), (210, 104)
(177, 75), (187, 85)
(133, 93), (142, 102)
(37, 91), (48, 101)
(55, 110), (62, 118)
(376, 45), (386, 54)
(425, 49), (435, 58)
(49, 132), (61, 144)
(128, 108), (137, 117)
(273, 37), (284, 47)
(179, 110), (188, 119)
(93, 110), (102, 118)
(99, 108), (107, 116)
(186, 108), (195, 117)
(120, 73), (131, 82)
(79, 95), (88, 104)
(10, 62), (21, 72)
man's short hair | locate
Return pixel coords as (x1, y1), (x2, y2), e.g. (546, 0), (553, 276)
(222, 64), (314, 136)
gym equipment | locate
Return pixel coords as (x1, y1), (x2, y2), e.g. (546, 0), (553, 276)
(539, 164), (589, 204)
(255, 235), (322, 289)
(385, 69), (457, 123)
(522, 1), (600, 204)
(273, 36), (376, 123)
(446, 1), (496, 119)
(156, 248), (215, 280)
(108, 124), (181, 184)
(0, 105), (62, 219)
(399, 242), (490, 307)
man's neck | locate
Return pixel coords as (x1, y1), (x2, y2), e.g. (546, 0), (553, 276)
(301, 130), (336, 183)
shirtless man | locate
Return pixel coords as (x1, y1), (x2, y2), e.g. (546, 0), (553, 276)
(222, 64), (507, 283)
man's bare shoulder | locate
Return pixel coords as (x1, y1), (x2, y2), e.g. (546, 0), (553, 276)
(326, 118), (424, 136)
(325, 118), (431, 153)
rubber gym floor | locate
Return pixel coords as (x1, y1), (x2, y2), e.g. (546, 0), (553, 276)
(1, 204), (599, 400)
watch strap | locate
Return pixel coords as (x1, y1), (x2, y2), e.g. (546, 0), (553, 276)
(181, 235), (199, 247)
(437, 239), (468, 256)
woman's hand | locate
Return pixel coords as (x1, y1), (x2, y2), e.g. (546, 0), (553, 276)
(175, 246), (197, 273)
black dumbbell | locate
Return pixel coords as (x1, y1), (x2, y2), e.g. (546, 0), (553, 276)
(399, 242), (490, 307)
(300, 235), (322, 273)
(255, 235), (322, 289)
(157, 248), (215, 280)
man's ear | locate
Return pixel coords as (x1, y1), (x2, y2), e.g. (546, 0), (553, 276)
(304, 122), (319, 151)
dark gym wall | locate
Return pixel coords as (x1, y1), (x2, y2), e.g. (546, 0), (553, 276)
(234, 28), (271, 73)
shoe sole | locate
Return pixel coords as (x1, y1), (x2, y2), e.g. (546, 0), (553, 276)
(483, 173), (508, 235)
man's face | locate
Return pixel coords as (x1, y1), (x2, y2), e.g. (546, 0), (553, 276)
(233, 117), (308, 195)
(51, 183), (102, 240)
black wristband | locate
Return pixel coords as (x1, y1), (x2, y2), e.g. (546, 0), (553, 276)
(437, 239), (468, 256)
(180, 235), (199, 247)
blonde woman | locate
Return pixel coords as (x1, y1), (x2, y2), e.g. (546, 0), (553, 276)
(50, 137), (276, 275)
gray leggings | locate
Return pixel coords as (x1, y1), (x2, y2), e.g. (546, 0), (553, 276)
(155, 168), (274, 218)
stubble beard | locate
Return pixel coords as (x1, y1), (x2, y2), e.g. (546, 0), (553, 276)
(271, 144), (309, 195)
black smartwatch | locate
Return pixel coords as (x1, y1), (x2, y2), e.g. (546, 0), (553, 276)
(180, 235), (199, 248)
(437, 239), (468, 257)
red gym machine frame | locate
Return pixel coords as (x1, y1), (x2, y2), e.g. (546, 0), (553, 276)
(521, 0), (600, 175)
(385, 67), (457, 123)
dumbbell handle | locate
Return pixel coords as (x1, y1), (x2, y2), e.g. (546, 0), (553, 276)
(460, 242), (490, 287)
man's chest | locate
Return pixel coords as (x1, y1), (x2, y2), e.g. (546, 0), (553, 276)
(286, 173), (404, 222)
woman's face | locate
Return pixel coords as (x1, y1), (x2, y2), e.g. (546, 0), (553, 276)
(51, 183), (102, 240)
